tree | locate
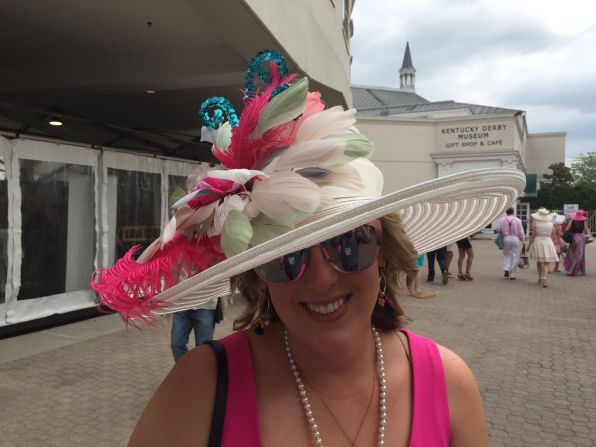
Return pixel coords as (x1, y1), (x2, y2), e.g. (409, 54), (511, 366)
(542, 162), (572, 185)
(570, 151), (596, 187)
(531, 157), (596, 210)
(535, 183), (596, 210)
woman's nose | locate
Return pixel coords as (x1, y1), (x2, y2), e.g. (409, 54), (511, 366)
(302, 245), (338, 291)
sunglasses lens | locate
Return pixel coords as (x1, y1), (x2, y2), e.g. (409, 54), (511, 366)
(255, 249), (309, 283)
(323, 225), (378, 272)
(255, 225), (380, 284)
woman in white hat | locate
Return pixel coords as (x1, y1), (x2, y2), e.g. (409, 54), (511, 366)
(527, 208), (559, 287)
(92, 51), (525, 446)
(549, 213), (566, 272)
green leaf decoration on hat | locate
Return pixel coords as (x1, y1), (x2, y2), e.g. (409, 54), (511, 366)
(216, 121), (232, 151)
(258, 77), (309, 135)
(250, 213), (294, 246)
(221, 210), (254, 257)
(341, 132), (374, 159)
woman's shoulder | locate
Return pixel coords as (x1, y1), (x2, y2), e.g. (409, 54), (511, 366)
(436, 345), (477, 395)
(128, 344), (218, 446)
(436, 344), (489, 446)
(403, 334), (476, 388)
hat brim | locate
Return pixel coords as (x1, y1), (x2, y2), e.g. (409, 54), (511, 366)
(152, 168), (525, 314)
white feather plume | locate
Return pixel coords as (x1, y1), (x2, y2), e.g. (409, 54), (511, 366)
(250, 170), (321, 225)
(295, 106), (356, 143)
(264, 138), (347, 173)
(207, 168), (265, 184)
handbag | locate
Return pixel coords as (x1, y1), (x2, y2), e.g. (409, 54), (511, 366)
(213, 298), (224, 324)
(518, 245), (529, 269)
(494, 232), (504, 250)
(562, 230), (573, 244)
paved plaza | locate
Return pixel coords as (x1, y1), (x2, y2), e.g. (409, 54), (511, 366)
(1, 240), (595, 446)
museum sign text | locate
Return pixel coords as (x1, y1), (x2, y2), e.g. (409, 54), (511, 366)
(438, 122), (511, 150)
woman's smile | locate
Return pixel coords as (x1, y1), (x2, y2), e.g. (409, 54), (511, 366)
(300, 293), (353, 321)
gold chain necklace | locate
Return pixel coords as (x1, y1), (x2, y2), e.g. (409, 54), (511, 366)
(304, 367), (376, 445)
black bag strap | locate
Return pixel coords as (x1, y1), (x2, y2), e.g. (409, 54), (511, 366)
(203, 340), (228, 447)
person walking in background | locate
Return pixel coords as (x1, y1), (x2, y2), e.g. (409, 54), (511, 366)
(456, 235), (474, 281)
(498, 207), (525, 280)
(527, 208), (559, 287)
(406, 254), (437, 299)
(426, 246), (449, 284)
(550, 213), (566, 272)
(170, 298), (217, 363)
(170, 280), (233, 362)
(563, 209), (590, 277)
(445, 243), (455, 278)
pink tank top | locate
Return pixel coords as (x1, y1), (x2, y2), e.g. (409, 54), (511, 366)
(218, 329), (451, 446)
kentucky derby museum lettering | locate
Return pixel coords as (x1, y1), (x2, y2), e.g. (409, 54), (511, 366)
(439, 122), (511, 150)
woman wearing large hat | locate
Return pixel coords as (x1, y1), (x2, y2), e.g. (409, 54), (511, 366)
(91, 51), (525, 446)
(527, 208), (559, 287)
(563, 209), (590, 276)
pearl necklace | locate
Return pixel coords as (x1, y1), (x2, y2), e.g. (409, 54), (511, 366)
(284, 326), (387, 446)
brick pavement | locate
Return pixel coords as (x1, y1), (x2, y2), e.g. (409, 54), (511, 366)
(0, 240), (594, 446)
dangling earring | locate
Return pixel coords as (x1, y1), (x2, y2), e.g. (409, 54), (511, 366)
(377, 268), (396, 316)
(255, 319), (268, 335)
(377, 268), (387, 308)
(255, 290), (272, 336)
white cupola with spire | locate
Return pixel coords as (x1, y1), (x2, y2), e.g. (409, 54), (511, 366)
(399, 41), (416, 92)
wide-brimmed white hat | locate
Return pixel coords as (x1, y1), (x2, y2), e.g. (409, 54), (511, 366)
(91, 50), (525, 321)
(532, 208), (553, 222)
(550, 213), (566, 225)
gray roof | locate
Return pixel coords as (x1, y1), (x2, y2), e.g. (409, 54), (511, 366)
(355, 99), (524, 118)
(351, 86), (429, 110)
(401, 42), (414, 70)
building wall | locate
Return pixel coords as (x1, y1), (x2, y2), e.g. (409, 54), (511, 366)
(356, 118), (437, 193)
(201, 0), (354, 108)
(245, 0), (353, 106)
(526, 132), (567, 181)
(357, 114), (529, 194)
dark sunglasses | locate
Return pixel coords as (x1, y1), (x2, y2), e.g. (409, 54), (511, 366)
(255, 224), (382, 284)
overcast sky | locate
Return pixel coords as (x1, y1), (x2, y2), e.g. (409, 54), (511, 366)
(350, 0), (596, 165)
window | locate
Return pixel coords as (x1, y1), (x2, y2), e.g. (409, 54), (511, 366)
(0, 156), (7, 304)
(168, 174), (188, 217)
(107, 169), (161, 262)
(18, 160), (95, 300)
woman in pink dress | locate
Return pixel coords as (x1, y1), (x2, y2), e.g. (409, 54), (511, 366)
(564, 209), (590, 276)
(90, 51), (526, 447)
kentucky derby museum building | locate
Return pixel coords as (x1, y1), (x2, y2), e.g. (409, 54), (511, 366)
(353, 42), (566, 199)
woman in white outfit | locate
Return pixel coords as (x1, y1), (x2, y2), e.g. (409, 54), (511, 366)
(527, 208), (559, 287)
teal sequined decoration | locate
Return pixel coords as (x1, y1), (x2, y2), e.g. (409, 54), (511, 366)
(199, 96), (239, 129)
(244, 50), (289, 101)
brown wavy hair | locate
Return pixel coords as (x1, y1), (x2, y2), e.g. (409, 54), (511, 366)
(232, 212), (417, 332)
